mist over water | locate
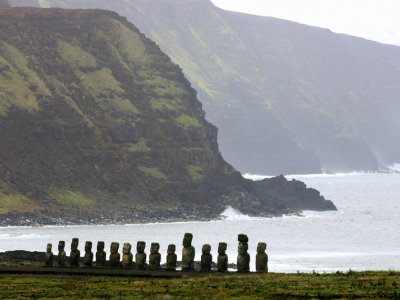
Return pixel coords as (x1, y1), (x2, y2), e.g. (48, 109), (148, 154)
(1, 173), (399, 272)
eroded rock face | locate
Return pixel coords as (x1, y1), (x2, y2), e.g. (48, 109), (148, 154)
(182, 233), (195, 271)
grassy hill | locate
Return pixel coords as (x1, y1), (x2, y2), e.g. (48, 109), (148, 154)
(0, 7), (335, 224)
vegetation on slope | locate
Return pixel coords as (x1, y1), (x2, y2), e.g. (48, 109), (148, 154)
(31, 0), (400, 174)
(0, 8), (335, 224)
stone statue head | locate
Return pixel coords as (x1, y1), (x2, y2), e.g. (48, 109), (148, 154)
(218, 242), (227, 254)
(123, 243), (131, 255)
(71, 238), (79, 251)
(257, 242), (267, 254)
(58, 241), (65, 252)
(110, 242), (119, 254)
(202, 244), (211, 254)
(167, 244), (176, 255)
(85, 241), (92, 252)
(150, 243), (160, 254)
(46, 243), (52, 253)
(137, 241), (146, 253)
(238, 242), (248, 255)
(97, 241), (105, 252)
(183, 233), (193, 247)
(238, 234), (248, 243)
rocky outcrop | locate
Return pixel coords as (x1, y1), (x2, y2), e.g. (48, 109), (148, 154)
(0, 8), (335, 225)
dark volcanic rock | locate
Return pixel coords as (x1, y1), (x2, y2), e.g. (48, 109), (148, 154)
(0, 8), (336, 226)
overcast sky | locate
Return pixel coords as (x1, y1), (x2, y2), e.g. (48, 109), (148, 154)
(210, 0), (400, 46)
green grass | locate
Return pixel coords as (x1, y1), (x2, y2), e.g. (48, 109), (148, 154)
(0, 193), (36, 214)
(110, 19), (151, 65)
(0, 42), (51, 116)
(186, 164), (204, 181)
(150, 98), (183, 111)
(53, 191), (96, 206)
(175, 114), (202, 128)
(77, 68), (124, 95)
(0, 271), (398, 299)
(58, 41), (98, 69)
(138, 167), (167, 180)
(128, 138), (150, 152)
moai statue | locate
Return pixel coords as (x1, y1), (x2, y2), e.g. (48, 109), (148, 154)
(57, 241), (66, 267)
(182, 233), (195, 271)
(237, 234), (250, 273)
(96, 241), (106, 267)
(109, 242), (120, 268)
(217, 242), (228, 272)
(83, 241), (93, 267)
(149, 242), (161, 271)
(200, 244), (212, 272)
(122, 243), (133, 269)
(256, 242), (268, 273)
(45, 243), (53, 267)
(135, 241), (147, 270)
(166, 244), (177, 271)
(69, 238), (80, 267)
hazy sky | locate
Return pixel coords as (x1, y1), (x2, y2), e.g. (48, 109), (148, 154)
(210, 0), (400, 46)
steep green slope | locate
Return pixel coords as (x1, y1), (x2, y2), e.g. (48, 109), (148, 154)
(0, 8), (335, 224)
(24, 0), (400, 174)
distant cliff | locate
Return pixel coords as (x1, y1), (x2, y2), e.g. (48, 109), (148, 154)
(21, 0), (400, 175)
(0, 8), (335, 225)
(0, 0), (9, 8)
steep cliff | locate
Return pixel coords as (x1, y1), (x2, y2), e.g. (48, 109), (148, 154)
(0, 0), (9, 8)
(0, 8), (335, 225)
(25, 0), (400, 174)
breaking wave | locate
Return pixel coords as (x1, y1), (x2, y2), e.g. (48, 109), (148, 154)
(389, 163), (400, 172)
(219, 206), (253, 220)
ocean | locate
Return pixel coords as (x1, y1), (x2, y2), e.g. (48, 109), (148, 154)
(1, 172), (399, 273)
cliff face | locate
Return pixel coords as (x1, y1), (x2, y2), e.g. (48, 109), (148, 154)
(0, 0), (9, 8)
(0, 8), (335, 224)
(26, 0), (400, 174)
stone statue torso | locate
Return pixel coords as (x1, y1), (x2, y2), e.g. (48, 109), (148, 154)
(182, 246), (195, 270)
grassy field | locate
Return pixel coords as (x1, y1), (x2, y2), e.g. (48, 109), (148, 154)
(0, 271), (399, 299)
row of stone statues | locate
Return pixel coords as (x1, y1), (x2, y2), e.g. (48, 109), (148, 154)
(45, 233), (268, 273)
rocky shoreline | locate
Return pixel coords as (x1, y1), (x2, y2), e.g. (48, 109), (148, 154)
(0, 209), (284, 227)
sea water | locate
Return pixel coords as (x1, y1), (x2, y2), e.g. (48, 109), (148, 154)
(0, 173), (399, 273)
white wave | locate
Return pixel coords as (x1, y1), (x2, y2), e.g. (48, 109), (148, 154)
(389, 163), (400, 172)
(242, 173), (272, 181)
(301, 210), (340, 218)
(243, 172), (375, 181)
(219, 206), (253, 220)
